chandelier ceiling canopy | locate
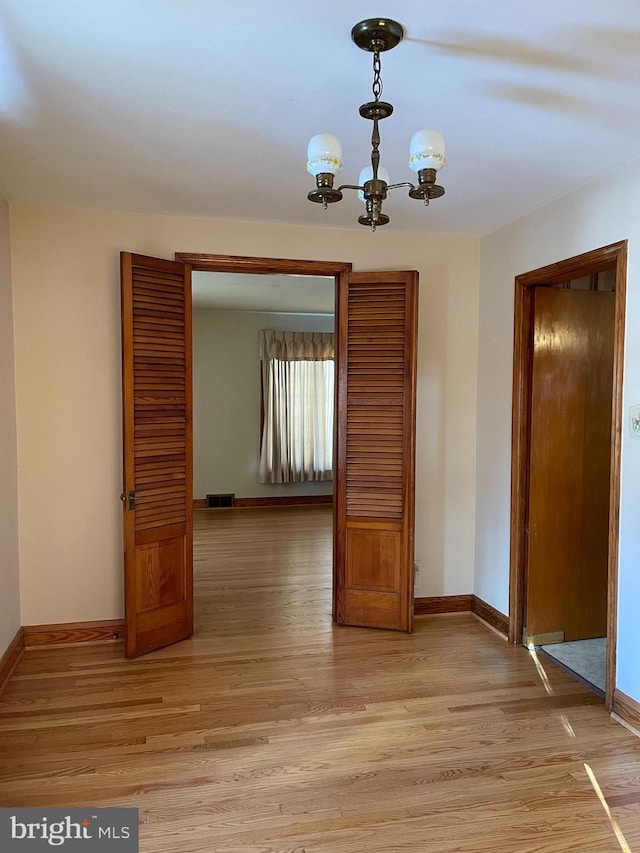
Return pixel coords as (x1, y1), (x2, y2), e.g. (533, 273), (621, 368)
(306, 18), (446, 231)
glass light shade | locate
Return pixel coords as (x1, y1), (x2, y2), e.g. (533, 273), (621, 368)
(307, 134), (343, 177)
(357, 165), (390, 202)
(409, 129), (446, 173)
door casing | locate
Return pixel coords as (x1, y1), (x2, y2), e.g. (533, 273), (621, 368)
(509, 241), (627, 712)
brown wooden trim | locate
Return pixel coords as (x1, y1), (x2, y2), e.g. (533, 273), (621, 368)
(235, 495), (333, 508)
(414, 595), (508, 635)
(194, 496), (333, 509)
(414, 595), (472, 615)
(606, 244), (627, 713)
(405, 273), (419, 632)
(175, 253), (352, 277)
(120, 252), (136, 654)
(612, 689), (640, 734)
(333, 271), (349, 624)
(509, 241), (627, 713)
(515, 242), (623, 288)
(509, 270), (533, 645)
(471, 595), (509, 636)
(0, 628), (25, 696)
(24, 620), (125, 648)
(185, 259), (195, 648)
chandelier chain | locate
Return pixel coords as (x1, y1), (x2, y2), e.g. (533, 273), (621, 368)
(372, 50), (383, 102)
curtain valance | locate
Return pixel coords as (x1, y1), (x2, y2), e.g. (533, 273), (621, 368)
(259, 329), (334, 361)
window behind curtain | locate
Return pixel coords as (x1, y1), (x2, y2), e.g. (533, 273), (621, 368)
(259, 330), (334, 483)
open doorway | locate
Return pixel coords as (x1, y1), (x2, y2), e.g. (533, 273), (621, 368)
(191, 271), (335, 634)
(192, 271), (335, 510)
(509, 241), (627, 711)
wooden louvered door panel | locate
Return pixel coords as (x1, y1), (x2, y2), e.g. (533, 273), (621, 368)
(121, 253), (193, 658)
(334, 270), (418, 631)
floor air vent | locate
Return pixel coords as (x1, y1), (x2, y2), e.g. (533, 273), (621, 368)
(206, 493), (235, 508)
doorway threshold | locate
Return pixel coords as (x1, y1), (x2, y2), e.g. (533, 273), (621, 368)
(537, 638), (606, 699)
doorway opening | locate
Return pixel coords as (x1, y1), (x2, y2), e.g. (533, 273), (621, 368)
(509, 241), (627, 712)
(177, 253), (350, 632)
(190, 269), (336, 634)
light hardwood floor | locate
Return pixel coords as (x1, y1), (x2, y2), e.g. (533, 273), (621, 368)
(1, 506), (640, 852)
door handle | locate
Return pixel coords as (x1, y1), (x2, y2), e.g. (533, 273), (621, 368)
(120, 491), (136, 510)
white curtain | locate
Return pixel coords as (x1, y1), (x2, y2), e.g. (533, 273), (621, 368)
(259, 330), (335, 484)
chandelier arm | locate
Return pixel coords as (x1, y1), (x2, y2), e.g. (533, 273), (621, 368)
(335, 184), (365, 193)
(386, 182), (415, 191)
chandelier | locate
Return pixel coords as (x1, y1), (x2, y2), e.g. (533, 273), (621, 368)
(306, 18), (446, 231)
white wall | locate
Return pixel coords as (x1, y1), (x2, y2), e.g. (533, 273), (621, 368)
(0, 196), (21, 653)
(193, 308), (333, 499)
(476, 159), (640, 702)
(10, 205), (480, 623)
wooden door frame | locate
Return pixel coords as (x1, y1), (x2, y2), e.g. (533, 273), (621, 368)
(509, 240), (627, 712)
(175, 252), (352, 620)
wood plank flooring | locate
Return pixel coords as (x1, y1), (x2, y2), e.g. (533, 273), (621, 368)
(1, 506), (640, 852)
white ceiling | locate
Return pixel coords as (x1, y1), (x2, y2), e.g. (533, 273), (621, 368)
(1, 1), (640, 235)
(192, 272), (334, 314)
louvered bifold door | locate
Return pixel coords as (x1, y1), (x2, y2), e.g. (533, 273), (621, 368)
(334, 270), (418, 632)
(121, 253), (193, 658)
